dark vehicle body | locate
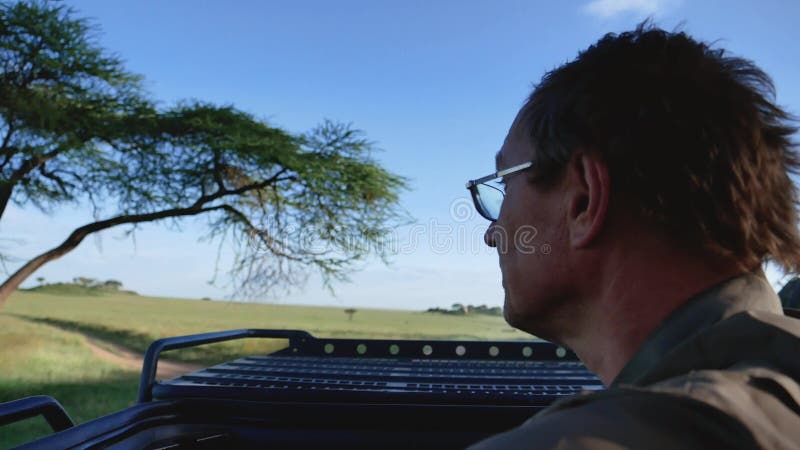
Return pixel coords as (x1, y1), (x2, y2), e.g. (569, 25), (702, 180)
(1, 329), (602, 449)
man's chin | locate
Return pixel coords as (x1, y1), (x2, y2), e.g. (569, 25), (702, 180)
(503, 295), (563, 342)
(502, 295), (522, 329)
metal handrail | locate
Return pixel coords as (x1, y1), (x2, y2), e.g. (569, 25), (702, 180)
(0, 395), (74, 432)
(137, 329), (312, 403)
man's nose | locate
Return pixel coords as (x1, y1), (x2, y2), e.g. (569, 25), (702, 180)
(484, 221), (499, 247)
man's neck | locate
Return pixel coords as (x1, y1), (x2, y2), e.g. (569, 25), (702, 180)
(562, 239), (744, 386)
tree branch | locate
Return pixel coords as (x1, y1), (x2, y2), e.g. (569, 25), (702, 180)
(58, 169), (293, 244)
(212, 155), (227, 191)
(8, 145), (68, 185)
(0, 201), (228, 305)
(19, 37), (47, 87)
(0, 149), (14, 171)
(224, 169), (292, 197)
(38, 163), (73, 195)
(212, 203), (302, 262)
(0, 122), (15, 159)
(196, 168), (291, 205)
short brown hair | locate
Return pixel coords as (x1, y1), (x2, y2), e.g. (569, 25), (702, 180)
(518, 22), (800, 273)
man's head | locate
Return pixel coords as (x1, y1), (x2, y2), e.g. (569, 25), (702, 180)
(484, 23), (800, 342)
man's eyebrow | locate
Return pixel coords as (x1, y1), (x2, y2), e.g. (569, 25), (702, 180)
(495, 151), (502, 171)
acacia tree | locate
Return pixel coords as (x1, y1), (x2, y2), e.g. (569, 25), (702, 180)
(0, 1), (407, 306)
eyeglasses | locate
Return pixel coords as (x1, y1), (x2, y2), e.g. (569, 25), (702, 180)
(465, 161), (533, 221)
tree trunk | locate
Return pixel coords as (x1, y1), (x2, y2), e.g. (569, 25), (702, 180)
(0, 177), (279, 307)
(0, 201), (224, 307)
(0, 184), (12, 221)
(0, 227), (90, 307)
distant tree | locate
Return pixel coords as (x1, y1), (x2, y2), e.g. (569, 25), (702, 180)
(344, 308), (357, 321)
(427, 304), (502, 316)
(35, 276), (45, 286)
(450, 303), (468, 315)
(102, 279), (123, 290)
(0, 1), (407, 307)
(72, 276), (94, 287)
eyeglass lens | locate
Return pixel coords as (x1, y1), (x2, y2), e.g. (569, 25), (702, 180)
(474, 184), (504, 221)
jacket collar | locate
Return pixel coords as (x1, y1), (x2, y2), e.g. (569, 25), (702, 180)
(611, 273), (784, 387)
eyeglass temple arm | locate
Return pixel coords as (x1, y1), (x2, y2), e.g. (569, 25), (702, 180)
(465, 161), (533, 188)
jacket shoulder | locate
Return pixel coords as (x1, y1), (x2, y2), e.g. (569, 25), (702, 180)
(469, 388), (757, 450)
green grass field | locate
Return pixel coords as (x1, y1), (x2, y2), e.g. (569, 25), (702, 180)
(0, 313), (140, 448)
(0, 289), (526, 447)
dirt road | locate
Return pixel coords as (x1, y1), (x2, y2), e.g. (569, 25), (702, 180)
(82, 335), (204, 379)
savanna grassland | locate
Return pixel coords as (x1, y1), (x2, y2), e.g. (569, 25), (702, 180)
(0, 288), (523, 446)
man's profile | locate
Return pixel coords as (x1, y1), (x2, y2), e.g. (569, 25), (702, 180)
(467, 22), (800, 449)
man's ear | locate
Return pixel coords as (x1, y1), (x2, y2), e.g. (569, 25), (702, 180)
(567, 152), (610, 248)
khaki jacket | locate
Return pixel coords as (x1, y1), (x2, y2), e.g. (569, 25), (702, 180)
(469, 274), (800, 449)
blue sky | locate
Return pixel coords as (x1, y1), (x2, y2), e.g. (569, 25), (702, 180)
(3, 0), (799, 309)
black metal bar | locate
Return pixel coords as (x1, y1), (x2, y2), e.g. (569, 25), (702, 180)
(0, 395), (73, 432)
(288, 337), (576, 360)
(137, 329), (312, 403)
